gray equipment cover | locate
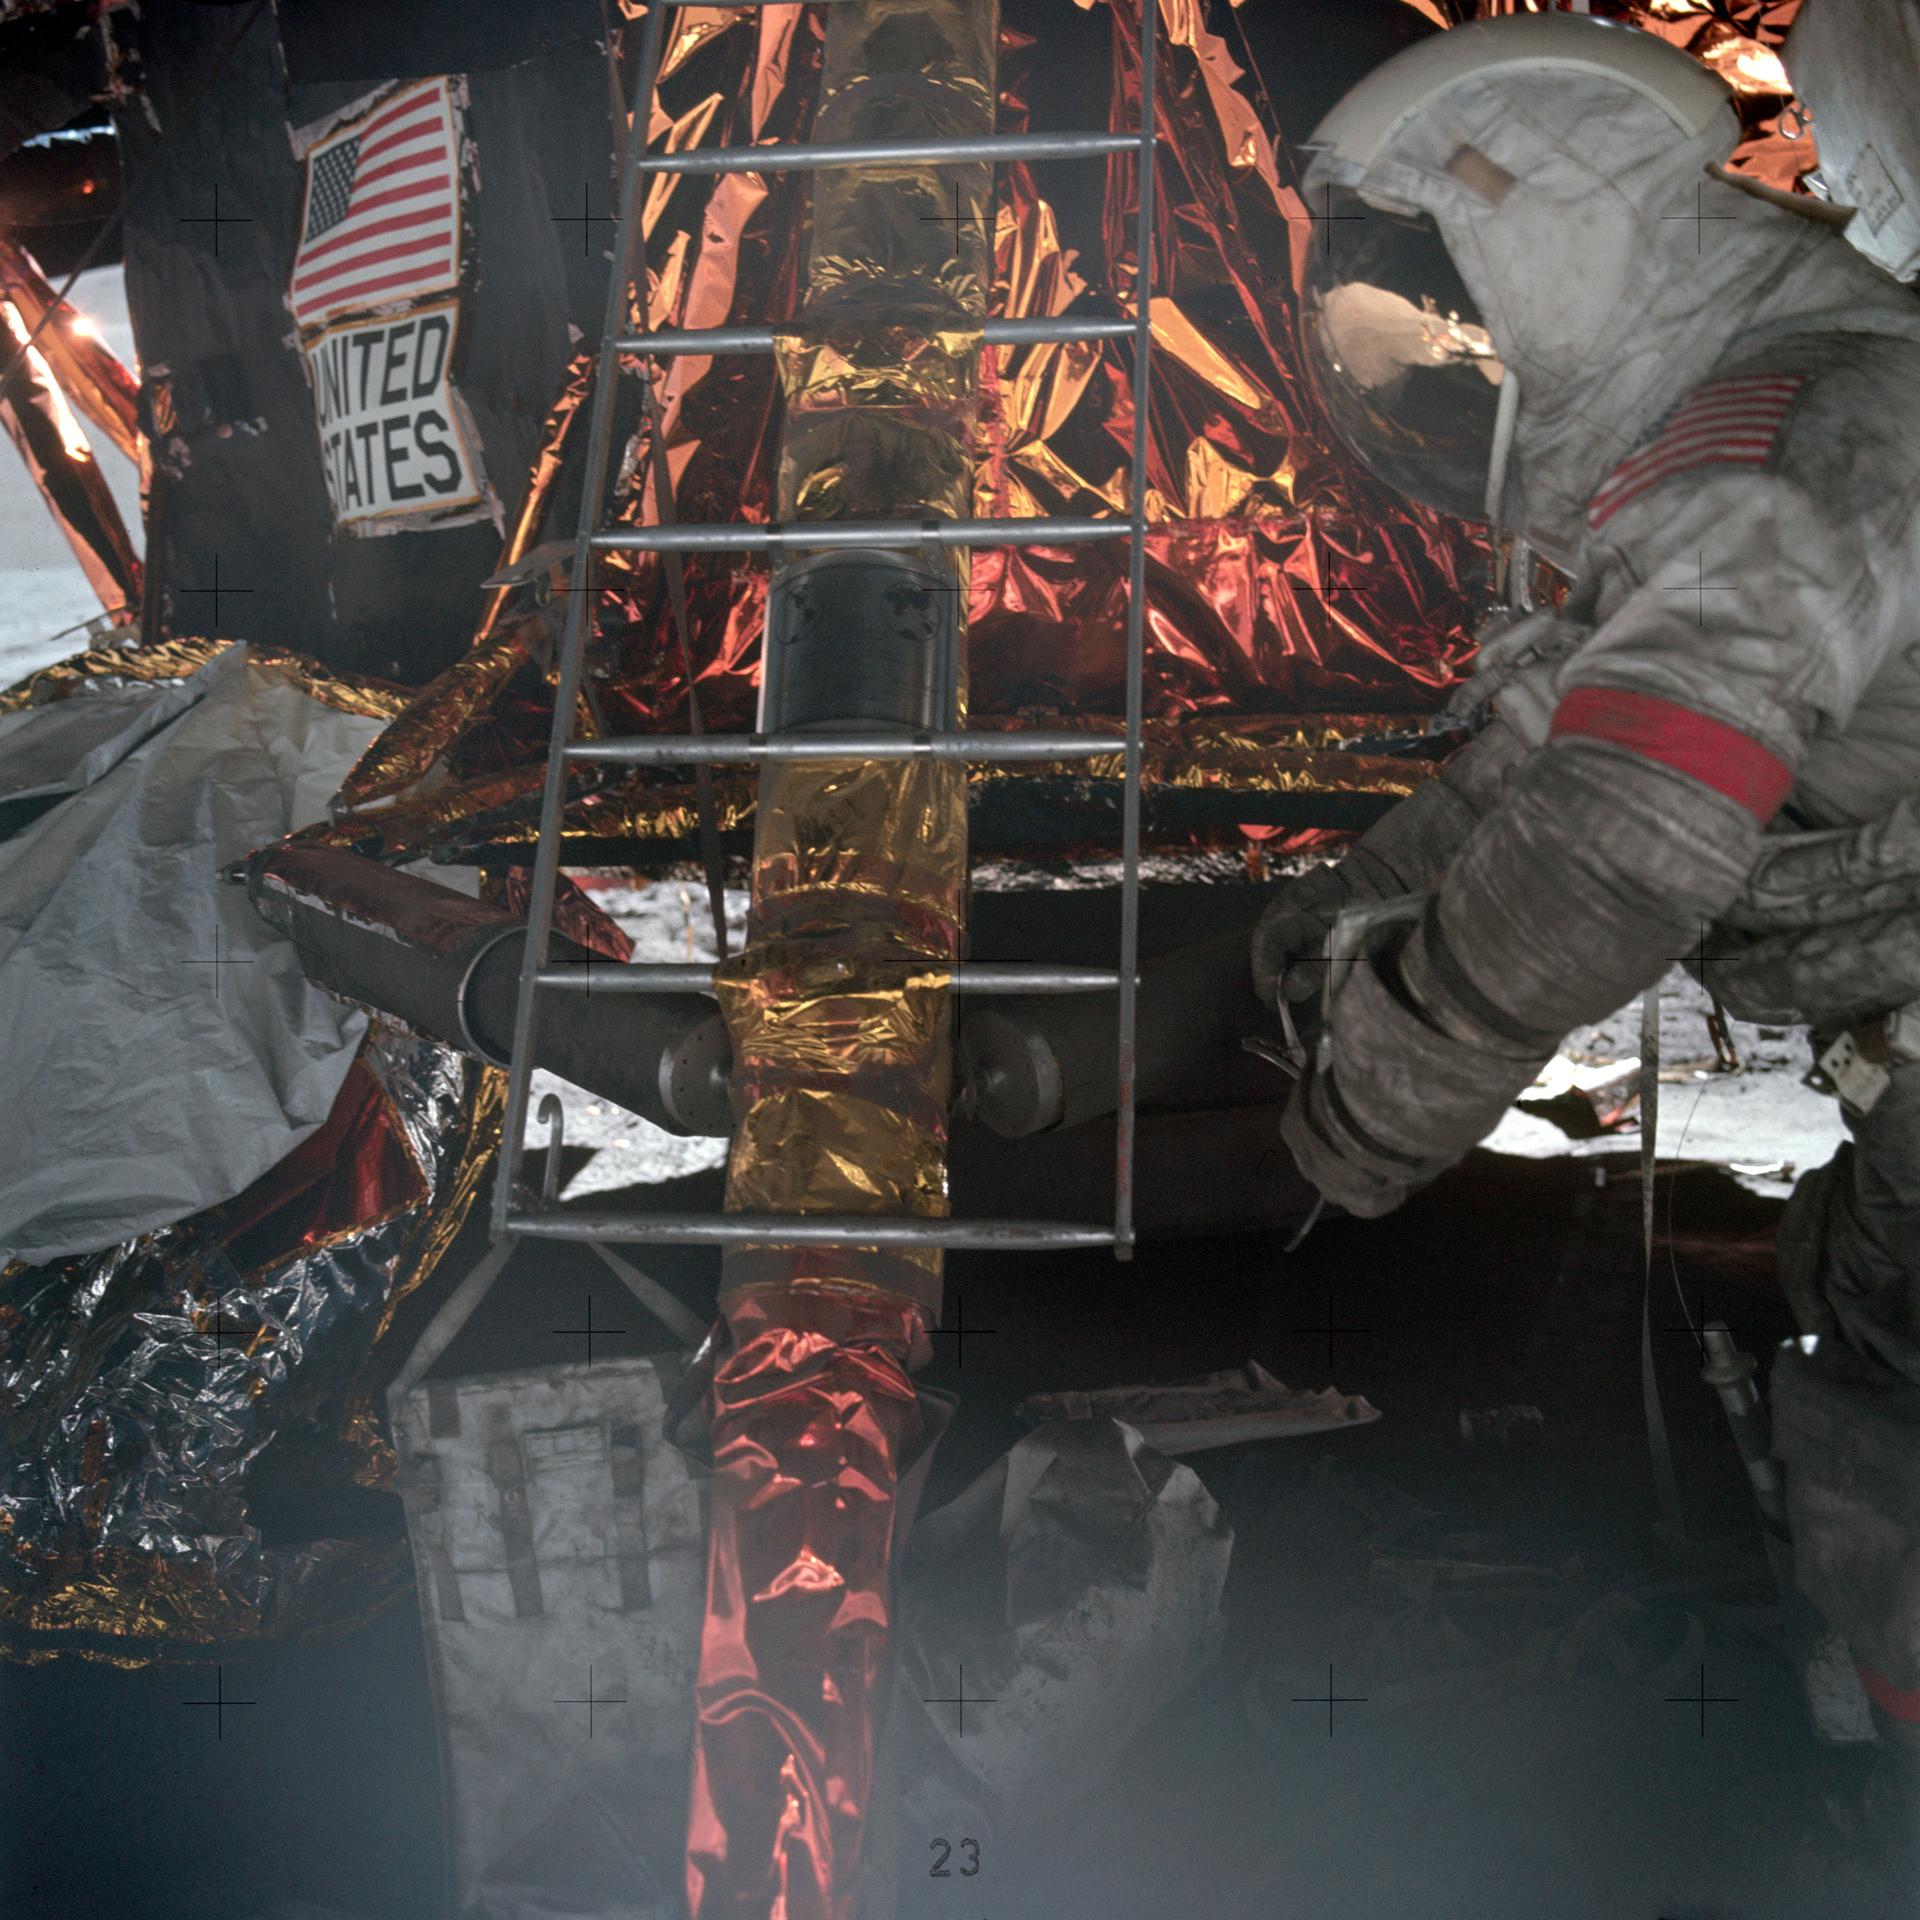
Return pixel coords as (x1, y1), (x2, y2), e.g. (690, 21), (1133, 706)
(393, 1350), (706, 1920)
(0, 644), (381, 1263)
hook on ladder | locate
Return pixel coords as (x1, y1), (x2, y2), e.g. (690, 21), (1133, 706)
(538, 1092), (566, 1208)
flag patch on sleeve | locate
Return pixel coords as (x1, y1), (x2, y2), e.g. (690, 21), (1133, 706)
(1587, 374), (1804, 530)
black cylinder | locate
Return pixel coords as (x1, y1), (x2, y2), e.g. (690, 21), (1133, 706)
(960, 927), (1281, 1137)
(246, 846), (726, 1135)
(758, 548), (958, 733)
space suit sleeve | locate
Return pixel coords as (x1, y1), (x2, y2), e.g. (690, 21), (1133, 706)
(1282, 460), (1880, 1217)
(1252, 716), (1530, 1008)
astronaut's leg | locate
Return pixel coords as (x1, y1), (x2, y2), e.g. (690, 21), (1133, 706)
(1773, 1061), (1920, 1870)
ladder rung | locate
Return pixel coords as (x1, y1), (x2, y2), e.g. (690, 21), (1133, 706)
(987, 315), (1140, 347)
(635, 130), (1144, 178)
(536, 961), (1123, 995)
(614, 314), (1140, 357)
(590, 513), (1133, 556)
(564, 729), (1127, 767)
(506, 1210), (1118, 1251)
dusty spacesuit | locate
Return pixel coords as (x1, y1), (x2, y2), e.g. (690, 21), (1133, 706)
(1251, 7), (1920, 1835)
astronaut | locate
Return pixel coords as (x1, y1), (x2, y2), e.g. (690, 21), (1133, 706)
(1251, 6), (1920, 1859)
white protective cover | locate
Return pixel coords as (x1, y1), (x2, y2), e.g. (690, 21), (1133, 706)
(893, 1418), (1233, 1848)
(392, 1354), (706, 1920)
(0, 645), (381, 1263)
(1788, 0), (1920, 281)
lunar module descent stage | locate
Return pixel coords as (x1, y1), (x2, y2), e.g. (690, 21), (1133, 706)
(0, 3), (1836, 1917)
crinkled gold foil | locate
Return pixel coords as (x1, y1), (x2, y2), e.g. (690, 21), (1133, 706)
(968, 714), (1439, 798)
(694, 6), (993, 1910)
(0, 633), (408, 721)
(473, 350), (594, 650)
(726, 1084), (949, 1216)
(745, 756), (969, 935)
(715, 0), (993, 1327)
(308, 760), (550, 855)
(334, 624), (537, 809)
(0, 632), (223, 711)
(307, 715), (1429, 869)
(716, 926), (958, 1076)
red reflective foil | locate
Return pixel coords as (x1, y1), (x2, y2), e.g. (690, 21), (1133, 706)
(972, 516), (1476, 717)
(501, 868), (635, 961)
(550, 1), (1485, 745)
(1491, 4), (1812, 189)
(0, 283), (143, 620)
(343, 4), (1820, 811)
(0, 238), (146, 478)
(687, 1285), (928, 1920)
(214, 1056), (429, 1275)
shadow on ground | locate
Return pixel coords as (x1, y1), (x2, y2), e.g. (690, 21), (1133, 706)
(5, 1147), (1900, 1918)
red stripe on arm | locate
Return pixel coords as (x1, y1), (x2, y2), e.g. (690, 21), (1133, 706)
(1860, 1664), (1920, 1725)
(1549, 686), (1793, 823)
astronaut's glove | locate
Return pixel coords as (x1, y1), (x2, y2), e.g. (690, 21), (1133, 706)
(1280, 902), (1554, 1219)
(1250, 845), (1410, 1012)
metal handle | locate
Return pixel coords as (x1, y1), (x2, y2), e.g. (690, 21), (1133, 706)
(538, 1092), (565, 1207)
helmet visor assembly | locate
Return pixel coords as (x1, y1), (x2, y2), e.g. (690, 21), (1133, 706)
(1296, 13), (1738, 527)
(1300, 188), (1506, 525)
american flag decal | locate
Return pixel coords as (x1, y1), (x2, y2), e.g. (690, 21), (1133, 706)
(290, 80), (461, 330)
(1587, 374), (1804, 530)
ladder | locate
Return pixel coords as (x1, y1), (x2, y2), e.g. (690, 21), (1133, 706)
(492, 0), (1161, 1259)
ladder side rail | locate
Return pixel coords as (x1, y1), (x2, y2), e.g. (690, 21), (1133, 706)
(1115, 0), (1158, 1257)
(491, 2), (674, 1236)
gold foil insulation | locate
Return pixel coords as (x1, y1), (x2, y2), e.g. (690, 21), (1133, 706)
(720, 0), (997, 1321)
(689, 5), (997, 1914)
(295, 709), (1437, 878)
(1, 0), (1819, 1682)
(715, 763), (969, 1306)
(275, 0), (1514, 860)
(0, 633), (408, 723)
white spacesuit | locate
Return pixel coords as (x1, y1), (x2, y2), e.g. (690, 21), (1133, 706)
(1253, 7), (1920, 1841)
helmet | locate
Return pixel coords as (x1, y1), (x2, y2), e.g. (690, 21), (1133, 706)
(1298, 13), (1734, 524)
